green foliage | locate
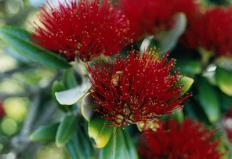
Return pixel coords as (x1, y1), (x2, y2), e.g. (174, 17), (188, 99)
(56, 114), (78, 147)
(196, 77), (220, 122)
(0, 26), (71, 69)
(30, 123), (59, 142)
(176, 58), (202, 76)
(99, 128), (138, 159)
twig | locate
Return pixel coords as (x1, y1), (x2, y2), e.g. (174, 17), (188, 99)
(0, 71), (60, 99)
(0, 66), (35, 80)
(11, 95), (40, 153)
(34, 101), (58, 128)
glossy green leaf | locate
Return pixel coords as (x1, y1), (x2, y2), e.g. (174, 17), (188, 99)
(63, 69), (79, 88)
(0, 26), (71, 69)
(0, 26), (30, 41)
(30, 123), (59, 142)
(215, 67), (232, 96)
(197, 77), (220, 122)
(177, 58), (202, 76)
(88, 117), (114, 148)
(99, 128), (138, 159)
(52, 81), (73, 112)
(52, 81), (65, 98)
(66, 119), (94, 159)
(56, 114), (77, 147)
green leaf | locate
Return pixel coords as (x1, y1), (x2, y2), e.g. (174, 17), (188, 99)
(215, 67), (232, 96)
(52, 81), (73, 112)
(179, 76), (194, 94)
(172, 110), (184, 122)
(99, 128), (138, 159)
(158, 13), (187, 53)
(196, 77), (220, 122)
(88, 117), (114, 148)
(63, 69), (79, 89)
(30, 123), (59, 142)
(0, 27), (30, 41)
(52, 81), (65, 98)
(0, 26), (71, 69)
(56, 114), (78, 147)
(66, 119), (94, 159)
(176, 58), (202, 76)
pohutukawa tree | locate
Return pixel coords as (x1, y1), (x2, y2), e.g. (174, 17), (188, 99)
(0, 0), (231, 158)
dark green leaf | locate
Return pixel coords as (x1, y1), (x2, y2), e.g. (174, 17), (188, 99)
(176, 58), (202, 76)
(30, 123), (59, 142)
(52, 81), (65, 98)
(63, 69), (78, 88)
(56, 114), (78, 147)
(66, 122), (94, 159)
(196, 77), (220, 122)
(52, 81), (72, 112)
(0, 26), (71, 69)
(99, 128), (138, 159)
(0, 26), (30, 41)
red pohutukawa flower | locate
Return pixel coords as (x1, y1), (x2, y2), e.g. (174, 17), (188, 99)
(119, 0), (199, 39)
(182, 7), (232, 56)
(139, 119), (222, 159)
(33, 0), (132, 61)
(0, 101), (5, 119)
(88, 50), (189, 126)
(223, 107), (232, 141)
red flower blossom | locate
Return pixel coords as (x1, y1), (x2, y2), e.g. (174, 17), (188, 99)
(33, 0), (132, 61)
(0, 101), (5, 119)
(139, 119), (222, 159)
(223, 107), (232, 141)
(119, 0), (199, 39)
(182, 7), (232, 56)
(88, 50), (189, 126)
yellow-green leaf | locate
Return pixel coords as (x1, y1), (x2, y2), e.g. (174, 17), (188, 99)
(88, 117), (114, 148)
